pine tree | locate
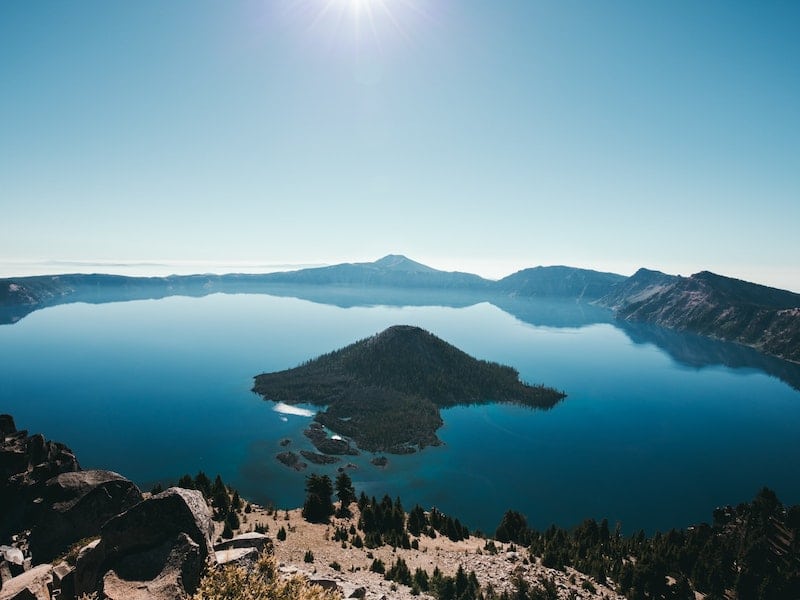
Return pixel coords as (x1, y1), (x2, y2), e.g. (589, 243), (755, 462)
(302, 473), (334, 522)
(335, 472), (356, 506)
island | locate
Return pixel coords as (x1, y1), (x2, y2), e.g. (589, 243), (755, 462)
(253, 325), (566, 454)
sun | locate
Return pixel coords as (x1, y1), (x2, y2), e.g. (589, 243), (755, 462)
(340, 0), (377, 11)
(279, 0), (428, 54)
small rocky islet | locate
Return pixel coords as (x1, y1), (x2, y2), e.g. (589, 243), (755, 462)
(253, 325), (566, 465)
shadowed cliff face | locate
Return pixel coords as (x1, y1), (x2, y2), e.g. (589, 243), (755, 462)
(603, 270), (800, 364)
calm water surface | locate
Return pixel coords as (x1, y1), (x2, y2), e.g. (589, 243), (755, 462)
(2, 292), (799, 534)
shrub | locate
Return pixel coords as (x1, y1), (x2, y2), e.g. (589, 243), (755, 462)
(370, 558), (385, 574)
(192, 553), (339, 600)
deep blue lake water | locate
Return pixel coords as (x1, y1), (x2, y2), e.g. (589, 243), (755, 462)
(2, 291), (800, 534)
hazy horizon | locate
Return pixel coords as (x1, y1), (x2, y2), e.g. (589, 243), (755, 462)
(2, 2), (798, 292)
(2, 254), (800, 294)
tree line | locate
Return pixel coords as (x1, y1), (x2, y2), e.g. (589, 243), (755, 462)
(300, 472), (799, 600)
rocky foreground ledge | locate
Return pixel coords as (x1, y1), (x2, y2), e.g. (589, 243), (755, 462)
(0, 415), (271, 600)
(1, 415), (621, 600)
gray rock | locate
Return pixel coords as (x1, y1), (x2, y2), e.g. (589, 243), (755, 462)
(1, 562), (13, 588)
(0, 415), (15, 436)
(213, 532), (270, 553)
(29, 470), (143, 563)
(349, 586), (367, 598)
(0, 563), (53, 600)
(100, 532), (203, 600)
(0, 425), (79, 543)
(214, 546), (260, 567)
(0, 547), (23, 567)
(51, 561), (75, 600)
(310, 578), (341, 592)
(75, 487), (214, 599)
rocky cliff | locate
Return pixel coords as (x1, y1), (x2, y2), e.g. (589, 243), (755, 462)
(0, 415), (218, 600)
(599, 270), (800, 363)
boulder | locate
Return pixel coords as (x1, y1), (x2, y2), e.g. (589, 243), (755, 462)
(75, 487), (214, 599)
(213, 532), (271, 569)
(0, 547), (23, 568)
(51, 562), (75, 600)
(309, 579), (340, 592)
(0, 564), (53, 600)
(0, 547), (24, 579)
(0, 425), (79, 542)
(28, 470), (143, 563)
(213, 532), (270, 553)
(0, 415), (15, 436)
(100, 532), (204, 600)
(214, 546), (260, 567)
(0, 563), (13, 588)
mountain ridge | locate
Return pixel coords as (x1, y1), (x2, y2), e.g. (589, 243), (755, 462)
(2, 255), (798, 363)
(598, 270), (800, 363)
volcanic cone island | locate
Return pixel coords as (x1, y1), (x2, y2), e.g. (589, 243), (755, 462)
(253, 325), (565, 454)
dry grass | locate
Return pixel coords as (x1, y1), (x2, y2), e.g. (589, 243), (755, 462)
(230, 504), (625, 600)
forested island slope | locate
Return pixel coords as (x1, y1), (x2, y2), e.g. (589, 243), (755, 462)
(253, 325), (565, 453)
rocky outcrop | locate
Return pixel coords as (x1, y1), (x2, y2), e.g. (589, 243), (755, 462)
(28, 470), (143, 563)
(599, 270), (800, 363)
(0, 564), (53, 600)
(75, 487), (215, 600)
(0, 416), (15, 437)
(51, 562), (75, 600)
(276, 451), (307, 471)
(0, 416), (80, 543)
(596, 267), (678, 311)
(300, 450), (340, 465)
(303, 424), (359, 456)
(214, 532), (271, 568)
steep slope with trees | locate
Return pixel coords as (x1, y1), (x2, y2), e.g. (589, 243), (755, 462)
(600, 270), (800, 363)
(253, 325), (565, 453)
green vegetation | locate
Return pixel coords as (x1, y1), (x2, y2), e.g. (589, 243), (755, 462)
(491, 487), (800, 600)
(253, 325), (565, 453)
(186, 466), (798, 600)
(193, 553), (339, 600)
(334, 472), (356, 517)
(302, 474), (334, 522)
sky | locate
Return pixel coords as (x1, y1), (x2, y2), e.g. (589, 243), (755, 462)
(1, 1), (798, 289)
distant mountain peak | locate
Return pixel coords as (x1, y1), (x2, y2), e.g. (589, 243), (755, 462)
(371, 255), (436, 273)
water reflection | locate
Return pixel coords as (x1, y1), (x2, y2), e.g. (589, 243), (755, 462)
(3, 281), (799, 391)
(616, 320), (800, 392)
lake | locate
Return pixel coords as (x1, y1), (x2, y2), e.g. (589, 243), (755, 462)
(2, 290), (800, 534)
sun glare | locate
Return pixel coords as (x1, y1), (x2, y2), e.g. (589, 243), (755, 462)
(286, 0), (427, 51)
(341, 0), (376, 12)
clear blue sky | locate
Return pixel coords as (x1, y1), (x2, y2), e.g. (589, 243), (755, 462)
(1, 1), (798, 289)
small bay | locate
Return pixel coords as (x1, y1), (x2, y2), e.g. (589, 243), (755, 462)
(1, 291), (799, 534)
